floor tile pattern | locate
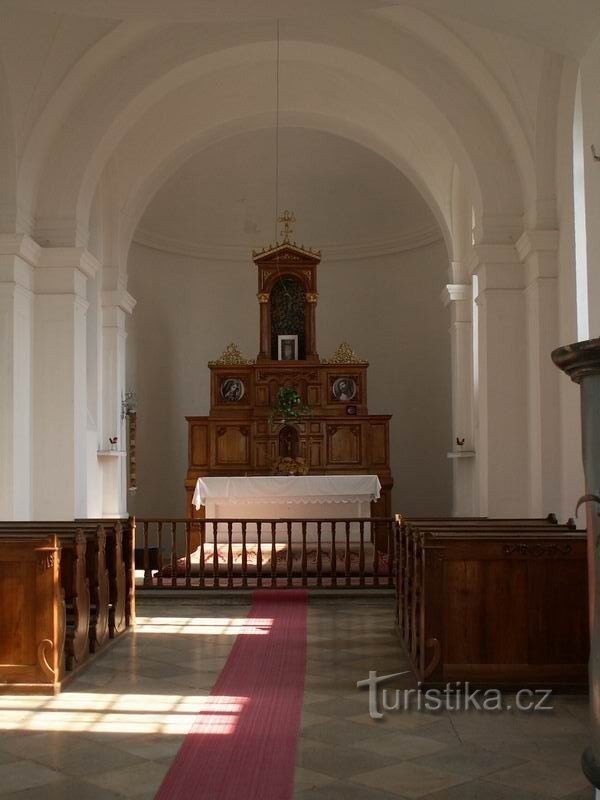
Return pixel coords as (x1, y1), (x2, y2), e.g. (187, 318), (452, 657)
(0, 597), (593, 799)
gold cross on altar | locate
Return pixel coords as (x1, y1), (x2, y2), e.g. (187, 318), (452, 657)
(278, 210), (296, 243)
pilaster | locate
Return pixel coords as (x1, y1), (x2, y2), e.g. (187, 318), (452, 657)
(471, 244), (529, 517)
(101, 282), (136, 517)
(441, 284), (475, 515)
(32, 247), (99, 519)
(517, 230), (561, 516)
(0, 235), (34, 518)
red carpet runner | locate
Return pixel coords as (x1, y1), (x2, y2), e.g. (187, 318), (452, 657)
(154, 590), (308, 800)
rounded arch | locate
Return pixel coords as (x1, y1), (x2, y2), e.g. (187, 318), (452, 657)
(116, 110), (457, 270)
(26, 26), (525, 250)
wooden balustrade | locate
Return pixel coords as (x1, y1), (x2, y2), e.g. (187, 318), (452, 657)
(136, 517), (396, 590)
(0, 519), (134, 693)
(395, 516), (588, 688)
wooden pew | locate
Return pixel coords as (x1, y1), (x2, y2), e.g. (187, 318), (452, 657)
(0, 535), (66, 693)
(0, 519), (134, 692)
(395, 517), (587, 689)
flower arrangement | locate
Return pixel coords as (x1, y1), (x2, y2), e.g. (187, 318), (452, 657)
(268, 386), (311, 425)
(272, 456), (309, 476)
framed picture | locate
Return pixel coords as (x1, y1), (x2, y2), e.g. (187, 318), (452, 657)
(220, 377), (245, 402)
(332, 376), (357, 402)
(278, 334), (298, 361)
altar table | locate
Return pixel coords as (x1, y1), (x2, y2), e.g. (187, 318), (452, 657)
(192, 475), (381, 541)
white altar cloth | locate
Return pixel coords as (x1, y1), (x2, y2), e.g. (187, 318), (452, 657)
(192, 475), (381, 509)
(192, 475), (381, 542)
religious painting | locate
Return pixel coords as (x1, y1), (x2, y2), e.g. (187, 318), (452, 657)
(278, 334), (298, 361)
(332, 376), (357, 402)
(220, 377), (245, 402)
(271, 277), (306, 359)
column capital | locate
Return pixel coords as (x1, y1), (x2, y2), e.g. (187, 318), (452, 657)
(516, 230), (559, 262)
(0, 233), (41, 266)
(102, 286), (136, 316)
(440, 284), (471, 306)
(516, 230), (559, 286)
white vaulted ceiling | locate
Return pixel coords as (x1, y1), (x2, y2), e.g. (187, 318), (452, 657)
(2, 0), (599, 57)
(135, 128), (440, 261)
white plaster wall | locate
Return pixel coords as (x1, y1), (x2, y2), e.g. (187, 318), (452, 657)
(126, 240), (453, 518)
(579, 32), (600, 339)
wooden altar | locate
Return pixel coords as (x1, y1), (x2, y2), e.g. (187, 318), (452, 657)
(185, 214), (393, 521)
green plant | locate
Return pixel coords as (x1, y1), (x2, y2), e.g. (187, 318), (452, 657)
(269, 386), (311, 425)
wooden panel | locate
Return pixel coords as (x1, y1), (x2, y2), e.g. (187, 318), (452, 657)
(443, 559), (528, 665)
(527, 559), (588, 664)
(309, 422), (321, 434)
(369, 422), (388, 466)
(309, 439), (323, 467)
(255, 385), (270, 406)
(190, 424), (209, 468)
(307, 385), (321, 406)
(0, 561), (36, 665)
(215, 426), (250, 465)
(254, 441), (270, 469)
(327, 424), (362, 465)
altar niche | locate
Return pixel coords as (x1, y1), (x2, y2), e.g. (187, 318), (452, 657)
(185, 219), (394, 524)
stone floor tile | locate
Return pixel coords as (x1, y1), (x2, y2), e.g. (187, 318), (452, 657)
(410, 742), (525, 778)
(351, 762), (471, 798)
(85, 761), (169, 797)
(350, 730), (449, 760)
(302, 719), (389, 746)
(0, 760), (63, 794)
(294, 779), (408, 799)
(485, 759), (590, 798)
(297, 740), (400, 779)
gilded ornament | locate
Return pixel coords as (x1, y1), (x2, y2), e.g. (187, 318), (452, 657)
(305, 291), (319, 303)
(209, 343), (255, 366)
(257, 292), (269, 303)
(322, 342), (368, 365)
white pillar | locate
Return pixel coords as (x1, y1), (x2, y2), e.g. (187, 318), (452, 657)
(441, 283), (476, 515)
(517, 231), (561, 517)
(0, 235), (35, 518)
(32, 247), (98, 519)
(101, 284), (135, 517)
(472, 246), (529, 517)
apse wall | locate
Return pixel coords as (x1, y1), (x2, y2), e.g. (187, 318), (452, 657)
(126, 240), (452, 517)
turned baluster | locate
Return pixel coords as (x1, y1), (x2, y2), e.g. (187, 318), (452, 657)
(330, 522), (337, 588)
(345, 521), (351, 587)
(286, 521), (293, 587)
(198, 521), (205, 589)
(359, 520), (366, 587)
(256, 522), (263, 588)
(227, 522), (234, 588)
(185, 521), (192, 588)
(170, 521), (177, 588)
(301, 521), (308, 587)
(143, 520), (152, 587)
(372, 526), (380, 587)
(271, 521), (277, 588)
(241, 521), (248, 589)
(157, 522), (163, 589)
(316, 521), (323, 587)
(213, 522), (219, 588)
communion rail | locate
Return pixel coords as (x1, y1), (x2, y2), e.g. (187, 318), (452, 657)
(137, 516), (397, 590)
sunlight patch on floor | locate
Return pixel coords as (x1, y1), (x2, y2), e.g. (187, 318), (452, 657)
(134, 616), (273, 635)
(0, 693), (247, 735)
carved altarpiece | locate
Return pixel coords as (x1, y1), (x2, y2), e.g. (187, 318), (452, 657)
(185, 221), (393, 518)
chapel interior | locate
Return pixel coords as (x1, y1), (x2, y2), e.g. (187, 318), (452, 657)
(1, 2), (600, 799)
